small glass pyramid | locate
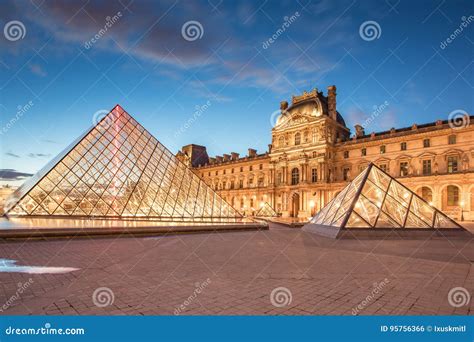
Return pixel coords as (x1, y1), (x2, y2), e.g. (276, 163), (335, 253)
(4, 105), (241, 222)
(308, 163), (462, 229)
(255, 202), (278, 217)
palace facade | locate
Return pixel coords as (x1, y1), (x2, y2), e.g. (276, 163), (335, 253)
(178, 86), (474, 221)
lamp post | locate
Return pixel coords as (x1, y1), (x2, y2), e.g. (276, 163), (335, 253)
(460, 201), (465, 222)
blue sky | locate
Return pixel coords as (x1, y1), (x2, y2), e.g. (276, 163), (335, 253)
(0, 0), (473, 185)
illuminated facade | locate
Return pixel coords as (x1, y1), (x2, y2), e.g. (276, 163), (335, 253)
(4, 106), (241, 222)
(181, 86), (474, 222)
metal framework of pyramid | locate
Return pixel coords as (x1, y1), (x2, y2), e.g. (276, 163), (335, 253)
(4, 105), (242, 223)
(303, 163), (464, 238)
(255, 202), (278, 217)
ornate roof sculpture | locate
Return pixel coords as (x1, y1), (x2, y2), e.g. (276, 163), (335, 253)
(303, 163), (465, 238)
(274, 86), (347, 129)
(255, 202), (278, 217)
(4, 105), (241, 222)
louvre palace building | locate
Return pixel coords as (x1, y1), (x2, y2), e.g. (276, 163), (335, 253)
(177, 85), (474, 221)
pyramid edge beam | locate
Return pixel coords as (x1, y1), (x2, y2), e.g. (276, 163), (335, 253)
(3, 105), (121, 215)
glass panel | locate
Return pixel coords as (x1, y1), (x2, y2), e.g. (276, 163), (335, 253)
(360, 179), (385, 208)
(433, 212), (460, 228)
(409, 196), (434, 226)
(381, 194), (407, 226)
(405, 211), (430, 228)
(375, 211), (401, 228)
(353, 194), (379, 226)
(345, 212), (371, 228)
(368, 166), (391, 192)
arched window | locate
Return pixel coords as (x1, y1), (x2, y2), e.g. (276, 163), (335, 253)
(421, 187), (432, 203)
(447, 185), (459, 206)
(294, 132), (301, 145)
(278, 136), (285, 147)
(291, 168), (299, 185)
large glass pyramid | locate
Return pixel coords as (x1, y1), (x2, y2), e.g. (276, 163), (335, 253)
(4, 105), (241, 222)
(304, 163), (463, 237)
(255, 202), (278, 217)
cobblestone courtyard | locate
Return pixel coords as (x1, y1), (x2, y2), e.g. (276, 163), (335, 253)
(0, 223), (472, 315)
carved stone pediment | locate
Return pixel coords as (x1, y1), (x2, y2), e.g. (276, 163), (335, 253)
(277, 113), (313, 129)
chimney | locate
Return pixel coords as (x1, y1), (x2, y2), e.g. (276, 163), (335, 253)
(327, 85), (337, 120)
(223, 154), (230, 162)
(231, 152), (240, 160)
(248, 148), (257, 158)
(216, 155), (223, 163)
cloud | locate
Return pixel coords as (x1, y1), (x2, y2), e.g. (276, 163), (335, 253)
(28, 63), (47, 77)
(5, 152), (20, 158)
(0, 169), (33, 180)
(27, 153), (52, 158)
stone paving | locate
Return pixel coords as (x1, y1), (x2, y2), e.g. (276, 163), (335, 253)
(0, 223), (472, 316)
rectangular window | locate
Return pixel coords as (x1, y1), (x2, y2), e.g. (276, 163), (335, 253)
(447, 156), (458, 173)
(249, 166), (253, 171)
(230, 181), (235, 189)
(231, 168), (234, 173)
(277, 172), (282, 185)
(240, 198), (244, 208)
(222, 181), (226, 189)
(343, 151), (349, 159)
(401, 142), (407, 151)
(240, 166), (243, 172)
(361, 148), (366, 156)
(380, 145), (386, 154)
(258, 177), (264, 187)
(215, 171), (218, 175)
(422, 160), (431, 175)
(400, 162), (408, 176)
(259, 164), (263, 170)
(239, 180), (244, 188)
(343, 168), (350, 181)
(448, 135), (456, 145)
(423, 139), (430, 148)
(223, 169), (226, 174)
(311, 168), (318, 183)
(248, 178), (253, 187)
